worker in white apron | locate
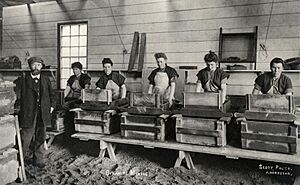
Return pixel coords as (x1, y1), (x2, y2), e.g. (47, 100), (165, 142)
(148, 53), (179, 105)
(96, 58), (126, 100)
(252, 58), (293, 95)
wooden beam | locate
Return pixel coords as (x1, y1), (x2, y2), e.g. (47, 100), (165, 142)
(128, 32), (139, 72)
(137, 33), (146, 72)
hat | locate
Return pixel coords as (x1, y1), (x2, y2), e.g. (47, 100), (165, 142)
(28, 57), (44, 65)
(102, 58), (113, 66)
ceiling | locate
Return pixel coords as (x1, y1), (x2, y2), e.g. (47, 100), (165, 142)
(0, 0), (56, 7)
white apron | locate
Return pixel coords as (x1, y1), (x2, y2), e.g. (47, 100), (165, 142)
(106, 80), (121, 100)
(153, 72), (171, 100)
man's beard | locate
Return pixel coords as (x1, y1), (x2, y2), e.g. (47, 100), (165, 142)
(31, 69), (41, 75)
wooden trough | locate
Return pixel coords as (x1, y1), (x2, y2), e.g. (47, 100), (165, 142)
(236, 94), (298, 154)
(174, 92), (232, 147)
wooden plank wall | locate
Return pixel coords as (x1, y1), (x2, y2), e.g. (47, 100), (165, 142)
(0, 8), (2, 56)
(1, 0), (299, 70)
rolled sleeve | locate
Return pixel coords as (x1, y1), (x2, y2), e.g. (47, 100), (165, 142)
(254, 75), (264, 89)
(116, 73), (126, 87)
(285, 77), (293, 94)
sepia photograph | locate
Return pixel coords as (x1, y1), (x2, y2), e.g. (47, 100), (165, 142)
(0, 0), (299, 184)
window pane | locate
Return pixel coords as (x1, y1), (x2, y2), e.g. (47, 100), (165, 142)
(71, 25), (79, 36)
(60, 79), (68, 89)
(79, 47), (87, 56)
(70, 57), (79, 64)
(61, 37), (70, 46)
(61, 68), (71, 78)
(61, 58), (70, 68)
(79, 58), (87, 68)
(71, 36), (79, 46)
(79, 36), (87, 46)
(61, 25), (70, 36)
(61, 48), (70, 56)
(80, 24), (87, 35)
(71, 47), (79, 56)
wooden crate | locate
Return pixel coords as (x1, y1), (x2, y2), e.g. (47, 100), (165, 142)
(174, 114), (228, 146)
(246, 94), (294, 113)
(127, 92), (169, 114)
(183, 92), (230, 112)
(74, 109), (120, 134)
(0, 115), (16, 152)
(237, 118), (298, 154)
(81, 89), (112, 104)
(0, 82), (16, 116)
(0, 148), (19, 185)
(120, 112), (168, 141)
(129, 92), (162, 108)
(50, 110), (65, 132)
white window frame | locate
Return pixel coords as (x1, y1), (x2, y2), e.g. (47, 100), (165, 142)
(58, 22), (88, 89)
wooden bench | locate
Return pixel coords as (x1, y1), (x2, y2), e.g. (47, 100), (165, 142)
(72, 132), (300, 168)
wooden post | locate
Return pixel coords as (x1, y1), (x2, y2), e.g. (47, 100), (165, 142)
(129, 92), (134, 107)
(184, 152), (195, 170)
(174, 151), (185, 168)
(107, 143), (117, 161)
(246, 94), (250, 111)
(175, 114), (183, 143)
(174, 151), (195, 170)
(240, 121), (248, 148)
(120, 112), (127, 137)
(99, 140), (107, 158)
(289, 125), (297, 154)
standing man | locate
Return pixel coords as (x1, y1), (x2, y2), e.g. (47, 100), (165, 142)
(147, 52), (179, 105)
(252, 57), (293, 95)
(96, 58), (126, 100)
(196, 51), (229, 103)
(15, 57), (55, 168)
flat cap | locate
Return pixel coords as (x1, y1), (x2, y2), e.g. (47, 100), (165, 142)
(28, 57), (44, 65)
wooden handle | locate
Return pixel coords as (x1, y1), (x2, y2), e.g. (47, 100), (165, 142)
(14, 116), (27, 182)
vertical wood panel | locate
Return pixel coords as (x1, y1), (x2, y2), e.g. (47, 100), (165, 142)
(2, 0), (299, 71)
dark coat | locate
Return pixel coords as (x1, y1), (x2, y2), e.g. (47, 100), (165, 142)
(15, 73), (55, 128)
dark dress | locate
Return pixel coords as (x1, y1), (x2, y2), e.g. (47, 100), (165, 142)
(254, 72), (293, 94)
(197, 67), (229, 92)
(96, 72), (125, 100)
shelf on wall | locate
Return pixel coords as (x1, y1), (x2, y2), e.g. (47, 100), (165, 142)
(219, 26), (258, 70)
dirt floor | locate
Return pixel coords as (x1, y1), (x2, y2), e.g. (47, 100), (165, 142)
(8, 136), (297, 185)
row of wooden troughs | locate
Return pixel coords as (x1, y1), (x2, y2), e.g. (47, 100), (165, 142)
(73, 89), (299, 155)
(0, 81), (21, 185)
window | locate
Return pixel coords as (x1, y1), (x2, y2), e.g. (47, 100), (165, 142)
(59, 22), (87, 89)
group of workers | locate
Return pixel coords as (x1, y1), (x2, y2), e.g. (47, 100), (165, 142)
(65, 51), (293, 106)
(15, 51), (293, 168)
